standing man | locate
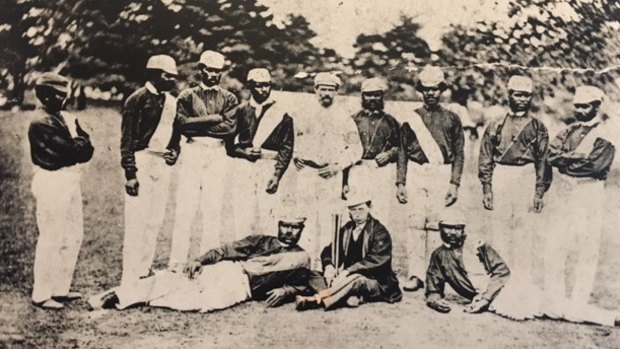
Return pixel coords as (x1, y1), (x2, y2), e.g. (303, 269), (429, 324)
(28, 72), (94, 309)
(347, 77), (400, 225)
(543, 86), (615, 316)
(120, 55), (178, 287)
(396, 66), (465, 292)
(292, 72), (363, 268)
(478, 75), (550, 281)
(167, 50), (239, 269)
(294, 192), (402, 311)
(228, 68), (294, 239)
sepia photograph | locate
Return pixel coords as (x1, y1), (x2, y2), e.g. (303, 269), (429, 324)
(1, 0), (620, 348)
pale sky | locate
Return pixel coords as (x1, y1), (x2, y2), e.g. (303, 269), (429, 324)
(259, 0), (510, 57)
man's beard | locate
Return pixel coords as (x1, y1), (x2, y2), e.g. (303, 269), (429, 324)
(201, 75), (220, 87)
(575, 110), (597, 123)
(362, 98), (384, 112)
(320, 96), (333, 107)
(508, 99), (531, 113)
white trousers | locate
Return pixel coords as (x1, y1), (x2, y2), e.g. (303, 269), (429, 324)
(102, 261), (251, 312)
(543, 176), (605, 307)
(489, 164), (538, 282)
(293, 167), (344, 269)
(31, 168), (84, 303)
(401, 164), (455, 278)
(121, 151), (172, 286)
(169, 139), (229, 266)
(347, 161), (397, 226)
(231, 159), (279, 241)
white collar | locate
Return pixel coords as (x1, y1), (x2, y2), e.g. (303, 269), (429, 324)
(145, 82), (160, 95)
(579, 116), (601, 128)
(200, 83), (220, 91)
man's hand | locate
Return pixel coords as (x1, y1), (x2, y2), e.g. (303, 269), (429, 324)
(318, 164), (339, 179)
(530, 197), (544, 213)
(331, 269), (350, 287)
(266, 288), (290, 308)
(164, 149), (179, 166)
(482, 189), (493, 211)
(243, 148), (261, 162)
(183, 261), (202, 279)
(426, 298), (451, 313)
(266, 176), (279, 194)
(125, 178), (139, 196)
(375, 152), (391, 167)
(324, 265), (336, 286)
(396, 184), (408, 204)
(341, 184), (350, 200)
(293, 157), (306, 170)
(464, 298), (490, 313)
(445, 184), (458, 207)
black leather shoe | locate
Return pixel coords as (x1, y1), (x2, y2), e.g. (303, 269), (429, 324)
(295, 295), (320, 311)
(403, 276), (424, 292)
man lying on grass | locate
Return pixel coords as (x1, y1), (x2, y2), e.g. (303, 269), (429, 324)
(89, 215), (323, 312)
(425, 210), (620, 327)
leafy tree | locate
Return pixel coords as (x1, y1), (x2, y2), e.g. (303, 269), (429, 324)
(350, 15), (431, 99)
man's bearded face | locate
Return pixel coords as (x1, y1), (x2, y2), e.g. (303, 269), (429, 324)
(315, 85), (337, 108)
(362, 91), (384, 111)
(421, 86), (443, 108)
(574, 102), (599, 122)
(508, 90), (532, 113)
(199, 64), (223, 87)
(277, 222), (304, 246)
(249, 81), (272, 104)
(439, 224), (466, 249)
(153, 71), (177, 92)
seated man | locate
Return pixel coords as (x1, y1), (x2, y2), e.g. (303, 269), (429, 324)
(89, 216), (321, 311)
(295, 192), (402, 311)
(426, 211), (620, 327)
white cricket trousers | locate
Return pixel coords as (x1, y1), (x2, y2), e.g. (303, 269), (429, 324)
(231, 158), (280, 241)
(489, 164), (538, 283)
(293, 167), (344, 270)
(400, 164), (455, 279)
(543, 176), (605, 307)
(121, 151), (171, 286)
(347, 160), (397, 226)
(169, 139), (229, 266)
(31, 167), (84, 303)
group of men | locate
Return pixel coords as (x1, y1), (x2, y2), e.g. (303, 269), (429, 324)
(27, 49), (620, 327)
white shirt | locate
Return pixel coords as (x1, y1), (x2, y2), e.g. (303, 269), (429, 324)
(294, 100), (362, 170)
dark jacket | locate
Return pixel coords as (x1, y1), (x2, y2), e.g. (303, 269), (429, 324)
(321, 216), (402, 303)
(226, 100), (294, 179)
(28, 111), (94, 170)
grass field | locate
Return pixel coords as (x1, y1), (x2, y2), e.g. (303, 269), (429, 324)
(1, 93), (620, 348)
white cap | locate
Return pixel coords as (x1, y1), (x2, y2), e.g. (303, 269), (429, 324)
(146, 55), (178, 75)
(247, 68), (271, 83)
(573, 85), (605, 104)
(199, 50), (225, 69)
(361, 77), (388, 93)
(279, 216), (307, 225)
(314, 72), (341, 88)
(36, 72), (69, 94)
(507, 75), (533, 93)
(418, 66), (445, 88)
(439, 210), (467, 227)
(345, 189), (372, 208)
